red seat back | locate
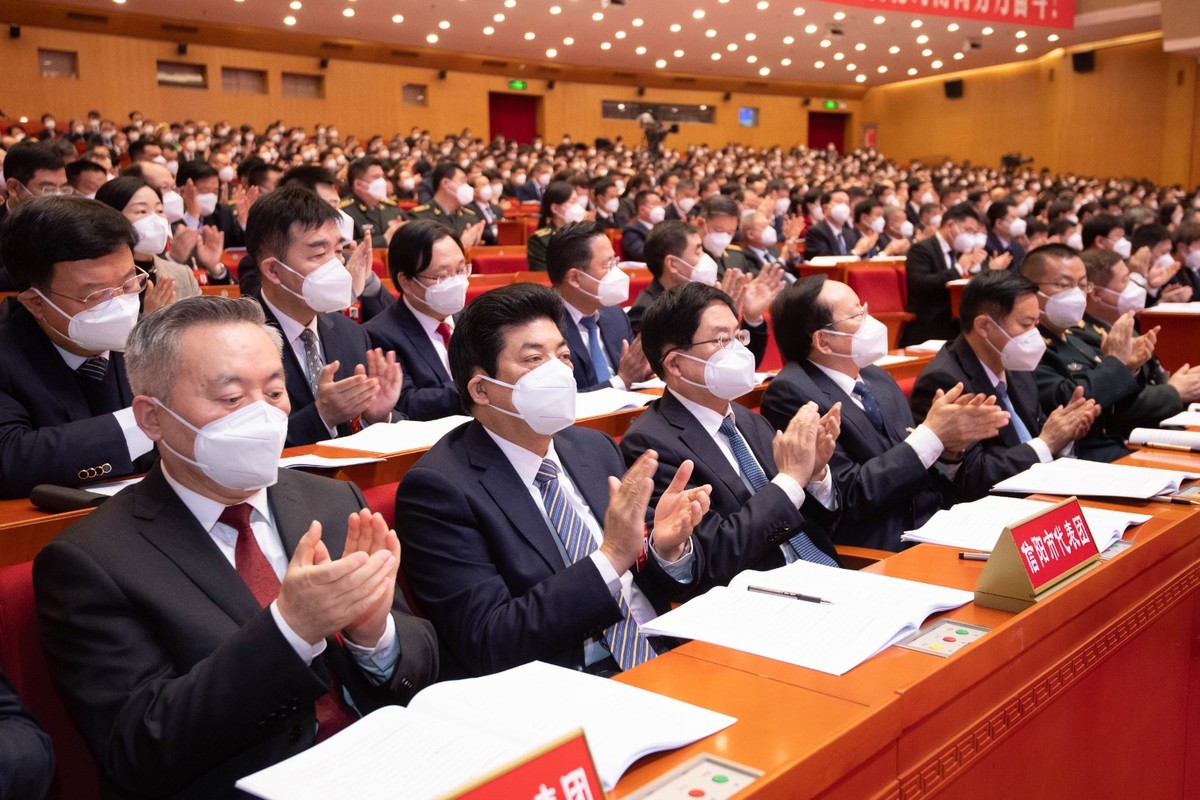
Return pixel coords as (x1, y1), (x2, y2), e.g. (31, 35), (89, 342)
(472, 253), (529, 275)
(895, 265), (908, 306)
(760, 313), (783, 372)
(361, 482), (399, 530)
(0, 562), (100, 800)
(846, 267), (905, 313)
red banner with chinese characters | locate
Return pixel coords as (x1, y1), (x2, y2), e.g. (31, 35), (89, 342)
(453, 730), (605, 800)
(827, 0), (1075, 31)
(1008, 498), (1098, 592)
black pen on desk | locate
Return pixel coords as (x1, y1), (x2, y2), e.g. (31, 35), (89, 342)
(747, 585), (831, 604)
(958, 552), (989, 562)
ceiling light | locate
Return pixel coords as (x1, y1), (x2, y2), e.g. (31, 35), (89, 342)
(921, 48), (932, 56)
(931, 59), (943, 68)
(757, 1), (770, 9)
(855, 42), (866, 51)
(833, 11), (846, 20)
(727, 42), (739, 51)
(917, 34), (928, 44)
(856, 74), (867, 83)
(982, 26), (994, 34)
(804, 24), (818, 34)
(693, 9), (706, 19)
(846, 63), (856, 71)
(877, 65), (888, 73)
(670, 23), (682, 32)
(524, 31), (535, 40)
(781, 57), (792, 65)
(438, 20), (450, 29)
(874, 15), (886, 24)
(814, 60), (824, 68)
(953, 50), (964, 60)
(1048, 34), (1060, 42)
(549, 5), (561, 13)
(636, 45), (647, 54)
(563, 37), (573, 45)
(600, 41), (611, 49)
(793, 7), (806, 15)
(743, 33), (755, 41)
(1015, 43), (1028, 52)
(908, 67), (918, 75)
(759, 67), (771, 75)
(482, 26), (494, 34)
(494, 13), (505, 22)
(632, 18), (644, 26)
(289, 1), (301, 9)
(283, 15), (296, 25)
(615, 30), (626, 39)
(747, 55), (758, 63)
(911, 19), (923, 28)
(504, 0), (516, 6)
(948, 23), (960, 32)
(674, 49), (685, 57)
(655, 58), (667, 68)
(546, 49), (557, 57)
(592, 12), (603, 21)
(1016, 30), (1028, 39)
(711, 52), (722, 60)
(342, 8), (354, 17)
(391, 14), (404, 23)
(888, 45), (900, 54)
(833, 51), (845, 60)
(426, 32), (437, 42)
(819, 39), (831, 47)
(707, 30), (717, 37)
(783, 35), (795, 44)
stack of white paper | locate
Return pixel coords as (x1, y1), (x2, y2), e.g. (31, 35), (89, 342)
(991, 458), (1200, 499)
(874, 354), (916, 367)
(317, 416), (471, 456)
(641, 561), (972, 676)
(236, 662), (736, 799)
(901, 495), (1150, 553)
(631, 377), (667, 391)
(1129, 428), (1200, 449)
(905, 339), (947, 353)
(574, 387), (654, 418)
(1158, 410), (1200, 428)
(277, 454), (383, 470)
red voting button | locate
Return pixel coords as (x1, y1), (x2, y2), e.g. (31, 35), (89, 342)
(689, 790), (706, 798)
(943, 636), (956, 642)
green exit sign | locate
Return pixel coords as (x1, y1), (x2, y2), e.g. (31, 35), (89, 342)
(822, 100), (839, 110)
(508, 80), (528, 90)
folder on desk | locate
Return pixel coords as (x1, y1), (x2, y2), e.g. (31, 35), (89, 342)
(317, 416), (472, 456)
(991, 458), (1200, 499)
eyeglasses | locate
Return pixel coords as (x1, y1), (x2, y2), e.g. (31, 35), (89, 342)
(824, 303), (869, 329)
(46, 268), (149, 309)
(666, 328), (751, 355)
(18, 180), (75, 198)
(418, 263), (473, 286)
(1036, 280), (1092, 293)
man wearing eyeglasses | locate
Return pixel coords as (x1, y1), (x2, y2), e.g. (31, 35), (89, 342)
(547, 221), (654, 392)
(622, 282), (844, 588)
(0, 141), (71, 292)
(0, 196), (157, 498)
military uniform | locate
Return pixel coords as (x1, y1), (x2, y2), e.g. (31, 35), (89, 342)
(707, 243), (758, 278)
(407, 198), (479, 243)
(525, 226), (554, 272)
(341, 196), (405, 248)
(1034, 317), (1182, 462)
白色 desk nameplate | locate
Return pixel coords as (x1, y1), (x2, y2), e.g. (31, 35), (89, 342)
(974, 496), (1101, 613)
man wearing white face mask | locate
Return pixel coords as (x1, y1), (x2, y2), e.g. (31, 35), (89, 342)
(466, 173), (504, 246)
(623, 283), (845, 588)
(912, 271), (1098, 499)
(396, 283), (708, 677)
(697, 195), (756, 276)
(877, 206), (915, 255)
(176, 160), (245, 249)
(762, 276), (1009, 550)
(619, 190), (665, 264)
(0, 196), (156, 497)
(1164, 222), (1200, 300)
(249, 186), (404, 446)
(408, 161), (485, 249)
(341, 157), (405, 249)
(984, 199), (1028, 272)
(547, 222), (652, 392)
(1022, 244), (1172, 462)
(34, 296), (437, 797)
(591, 177), (622, 230)
(802, 190), (857, 260)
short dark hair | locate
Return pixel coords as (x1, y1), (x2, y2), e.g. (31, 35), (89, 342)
(1080, 248), (1124, 289)
(387, 218), (464, 284)
(1021, 243), (1078, 283)
(770, 275), (832, 363)
(546, 221), (605, 285)
(176, 160), (218, 187)
(95, 175), (160, 213)
(429, 161), (463, 194)
(958, 270), (1039, 333)
(699, 194), (740, 221)
(246, 163), (284, 189)
(245, 184), (340, 263)
(640, 283), (737, 378)
(1175, 222), (1200, 249)
(3, 141), (65, 186)
(66, 159), (107, 182)
(853, 198), (880, 226)
(538, 181), (577, 228)
(633, 190), (660, 211)
(448, 283), (568, 413)
(0, 196), (136, 291)
(346, 157), (382, 186)
(942, 202), (981, 226)
(644, 220), (697, 279)
(986, 198), (1017, 227)
(1130, 223), (1171, 255)
(279, 165), (339, 193)
(126, 138), (159, 162)
(1081, 213), (1122, 250)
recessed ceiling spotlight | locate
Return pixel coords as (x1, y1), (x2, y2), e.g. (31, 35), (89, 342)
(908, 67), (918, 75)
(759, 66), (771, 75)
(563, 37), (574, 45)
(426, 32), (438, 42)
(727, 42), (739, 51)
(693, 9), (705, 19)
(911, 19), (923, 28)
(856, 74), (867, 83)
(953, 51), (964, 59)
(615, 30), (626, 39)
(814, 60), (825, 68)
(392, 14), (404, 23)
(855, 42), (866, 51)
(524, 31), (535, 40)
(917, 34), (928, 44)
(438, 20), (450, 29)
(982, 26), (994, 34)
(655, 58), (667, 68)
(636, 45), (647, 54)
(833, 11), (846, 20)
(674, 49), (685, 57)
(931, 59), (943, 68)
(793, 7), (805, 15)
(1048, 34), (1059, 42)
(877, 65), (888, 73)
(632, 18), (644, 26)
(783, 35), (794, 44)
(549, 5), (561, 13)
(921, 48), (932, 56)
(805, 24), (818, 34)
(706, 30), (717, 38)
(888, 45), (900, 54)
(600, 41), (611, 49)
(874, 15), (885, 24)
(781, 57), (792, 65)
(819, 39), (831, 47)
(482, 26), (494, 34)
(833, 52), (844, 60)
(284, 15), (297, 25)
(342, 8), (354, 17)
(756, 1), (769, 9)
(670, 23), (682, 32)
(1015, 43), (1028, 52)
(494, 13), (505, 22)
(546, 48), (557, 57)
(745, 33), (757, 41)
(711, 52), (722, 60)
(592, 12), (603, 21)
(747, 55), (758, 62)
(1016, 30), (1028, 38)
(846, 63), (856, 71)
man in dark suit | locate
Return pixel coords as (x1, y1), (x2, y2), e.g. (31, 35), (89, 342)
(802, 190), (857, 260)
(696, 195), (755, 277)
(0, 140), (71, 291)
(176, 160), (245, 249)
(467, 174), (505, 245)
(547, 221), (654, 391)
(364, 219), (467, 420)
(761, 276), (1008, 550)
(34, 295), (437, 799)
(515, 162), (553, 203)
(901, 202), (994, 346)
(0, 667), (54, 800)
(395, 284), (708, 677)
(623, 283), (844, 589)
(911, 271), (1098, 499)
(0, 196), (157, 498)
(1166, 222), (1200, 299)
(619, 190), (663, 263)
(984, 199), (1027, 273)
(247, 186), (403, 446)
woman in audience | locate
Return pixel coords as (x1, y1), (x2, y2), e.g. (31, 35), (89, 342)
(525, 180), (585, 271)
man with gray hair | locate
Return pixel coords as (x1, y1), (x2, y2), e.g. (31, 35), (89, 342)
(34, 295), (437, 799)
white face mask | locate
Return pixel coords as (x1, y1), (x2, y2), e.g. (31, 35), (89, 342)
(400, 177), (415, 191)
(828, 203), (851, 226)
(952, 226), (981, 253)
(1111, 237), (1132, 259)
(823, 313), (889, 368)
(217, 166), (235, 183)
(928, 214), (942, 228)
(869, 216), (886, 234)
(418, 274), (468, 317)
(1186, 249), (1200, 270)
(986, 318), (1046, 372)
(674, 252), (719, 286)
(197, 193), (219, 217)
(482, 358), (577, 435)
(678, 197), (697, 214)
(1066, 232), (1084, 251)
(162, 190), (185, 222)
(1008, 218), (1028, 238)
(899, 221), (915, 238)
(476, 185), (493, 202)
(336, 209), (356, 243)
(809, 204), (825, 223)
(155, 399), (288, 491)
(536, 172), (552, 187)
(275, 256), (354, 312)
(774, 197), (791, 216)
(455, 182), (475, 206)
(760, 226), (778, 246)
(1097, 282), (1147, 314)
(35, 290), (141, 352)
(603, 197), (620, 214)
(133, 213), (170, 255)
(490, 182), (504, 199)
(646, 205), (666, 225)
(166, 161), (179, 177)
(364, 176), (389, 202)
(675, 340), (757, 400)
(703, 231), (733, 255)
(561, 202), (587, 224)
(576, 265), (630, 307)
(1039, 287), (1087, 328)
(920, 191), (937, 205)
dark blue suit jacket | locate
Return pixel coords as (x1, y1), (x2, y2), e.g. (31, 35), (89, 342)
(802, 220), (854, 259)
(564, 304), (634, 392)
(760, 360), (953, 551)
(0, 667), (53, 800)
(0, 298), (152, 497)
(901, 234), (962, 346)
(515, 182), (544, 203)
(620, 222), (650, 263)
(620, 390), (841, 588)
(985, 231), (1026, 272)
(256, 293), (387, 446)
(909, 335), (1043, 500)
(395, 421), (701, 678)
(363, 299), (460, 421)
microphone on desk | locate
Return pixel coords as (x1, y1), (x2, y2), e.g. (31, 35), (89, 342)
(30, 485), (110, 513)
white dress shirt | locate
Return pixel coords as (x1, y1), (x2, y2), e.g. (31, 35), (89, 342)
(563, 300), (624, 390)
(975, 355), (1057, 461)
(53, 343), (154, 461)
(403, 295), (453, 373)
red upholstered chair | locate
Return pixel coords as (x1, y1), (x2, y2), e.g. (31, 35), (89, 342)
(624, 269), (652, 308)
(758, 312), (783, 373)
(472, 253), (529, 275)
(360, 483), (425, 616)
(0, 562), (100, 800)
(895, 264), (908, 307)
(845, 267), (913, 350)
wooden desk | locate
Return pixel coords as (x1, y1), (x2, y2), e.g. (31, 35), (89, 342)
(1137, 308), (1200, 373)
(947, 278), (968, 319)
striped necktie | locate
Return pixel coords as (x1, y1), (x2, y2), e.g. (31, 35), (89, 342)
(299, 328), (323, 399)
(77, 355), (109, 382)
(534, 458), (654, 672)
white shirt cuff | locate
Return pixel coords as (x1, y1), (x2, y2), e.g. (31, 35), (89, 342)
(342, 614), (400, 683)
(770, 472), (805, 508)
(114, 407), (155, 460)
(182, 212), (203, 230)
(806, 467), (837, 510)
(906, 423), (945, 468)
(609, 376), (627, 390)
(269, 600), (328, 665)
(1027, 437), (1054, 463)
(590, 549), (624, 599)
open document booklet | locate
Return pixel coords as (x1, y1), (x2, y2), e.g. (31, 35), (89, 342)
(237, 661), (735, 799)
(641, 561), (973, 676)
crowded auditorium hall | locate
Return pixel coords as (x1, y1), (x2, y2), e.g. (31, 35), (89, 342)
(2, 0), (1200, 797)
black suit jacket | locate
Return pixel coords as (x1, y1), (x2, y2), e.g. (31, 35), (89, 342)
(620, 391), (841, 588)
(760, 361), (952, 551)
(802, 221), (854, 259)
(564, 304), (634, 391)
(362, 299), (460, 420)
(238, 258), (394, 323)
(985, 232), (1026, 272)
(621, 222), (651, 263)
(395, 421), (700, 677)
(909, 335), (1044, 500)
(256, 294), (382, 446)
(468, 201), (505, 245)
(0, 299), (153, 498)
(515, 181), (544, 203)
(0, 667), (54, 800)
(902, 234), (962, 346)
(34, 466), (438, 799)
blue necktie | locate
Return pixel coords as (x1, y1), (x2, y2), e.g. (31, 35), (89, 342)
(852, 381), (888, 438)
(534, 459), (653, 672)
(835, 230), (847, 255)
(77, 356), (109, 382)
(717, 416), (838, 567)
(580, 315), (613, 384)
(994, 380), (1032, 444)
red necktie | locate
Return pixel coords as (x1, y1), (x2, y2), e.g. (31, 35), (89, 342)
(435, 321), (452, 349)
(218, 503), (357, 741)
